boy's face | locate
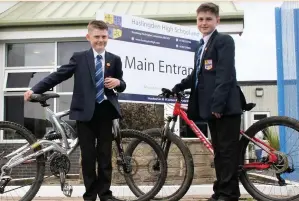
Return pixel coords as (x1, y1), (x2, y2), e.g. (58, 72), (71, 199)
(196, 11), (219, 36)
(86, 28), (108, 53)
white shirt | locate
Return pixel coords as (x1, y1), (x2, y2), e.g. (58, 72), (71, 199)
(92, 48), (107, 100)
(200, 29), (215, 61)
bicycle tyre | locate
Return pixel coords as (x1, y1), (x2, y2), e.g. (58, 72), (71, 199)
(239, 116), (299, 201)
(120, 129), (168, 201)
(0, 121), (46, 201)
(126, 128), (194, 201)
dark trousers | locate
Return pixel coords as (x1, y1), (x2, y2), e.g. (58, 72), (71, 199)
(77, 100), (118, 201)
(208, 115), (241, 201)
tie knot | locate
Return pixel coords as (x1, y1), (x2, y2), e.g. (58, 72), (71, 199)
(199, 38), (204, 46)
(96, 55), (102, 60)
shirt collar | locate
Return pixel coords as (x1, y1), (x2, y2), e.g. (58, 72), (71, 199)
(202, 29), (215, 44)
(93, 48), (105, 59)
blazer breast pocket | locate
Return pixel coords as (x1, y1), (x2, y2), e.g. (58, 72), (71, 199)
(202, 59), (215, 72)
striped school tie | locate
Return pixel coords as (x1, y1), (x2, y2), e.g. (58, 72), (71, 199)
(195, 38), (204, 88)
(95, 55), (105, 104)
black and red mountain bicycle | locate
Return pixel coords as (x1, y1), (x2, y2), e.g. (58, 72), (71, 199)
(127, 88), (299, 201)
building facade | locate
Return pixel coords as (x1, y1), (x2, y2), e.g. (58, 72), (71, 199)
(240, 81), (278, 130)
(0, 1), (280, 189)
(0, 1), (245, 140)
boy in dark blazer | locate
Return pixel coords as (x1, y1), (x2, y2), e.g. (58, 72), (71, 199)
(24, 20), (126, 201)
(172, 3), (242, 201)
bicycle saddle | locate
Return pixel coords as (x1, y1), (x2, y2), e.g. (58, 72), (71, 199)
(244, 103), (256, 111)
(30, 93), (60, 103)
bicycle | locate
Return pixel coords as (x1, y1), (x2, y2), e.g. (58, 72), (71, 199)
(127, 88), (299, 201)
(0, 93), (168, 201)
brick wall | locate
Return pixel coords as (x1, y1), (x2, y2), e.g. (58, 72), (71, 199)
(0, 140), (216, 185)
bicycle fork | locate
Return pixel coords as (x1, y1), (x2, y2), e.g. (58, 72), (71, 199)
(152, 118), (174, 172)
(113, 120), (132, 174)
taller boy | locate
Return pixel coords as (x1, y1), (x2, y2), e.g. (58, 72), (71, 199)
(172, 3), (242, 201)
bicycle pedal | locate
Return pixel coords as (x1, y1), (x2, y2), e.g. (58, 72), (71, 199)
(62, 183), (73, 197)
(0, 176), (11, 194)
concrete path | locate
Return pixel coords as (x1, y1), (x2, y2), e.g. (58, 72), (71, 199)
(30, 196), (254, 201)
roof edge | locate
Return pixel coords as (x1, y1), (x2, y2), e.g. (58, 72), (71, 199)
(0, 12), (244, 28)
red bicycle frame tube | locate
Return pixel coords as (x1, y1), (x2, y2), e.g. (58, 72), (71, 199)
(173, 101), (214, 155)
(172, 100), (278, 170)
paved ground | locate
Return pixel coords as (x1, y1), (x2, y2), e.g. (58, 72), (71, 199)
(30, 196), (255, 201)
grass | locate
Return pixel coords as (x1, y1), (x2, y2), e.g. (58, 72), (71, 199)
(262, 127), (280, 151)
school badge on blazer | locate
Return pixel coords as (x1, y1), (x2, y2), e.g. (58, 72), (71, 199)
(204, 59), (213, 70)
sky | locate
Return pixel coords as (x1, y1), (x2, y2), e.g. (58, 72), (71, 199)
(0, 1), (284, 82)
(233, 1), (283, 81)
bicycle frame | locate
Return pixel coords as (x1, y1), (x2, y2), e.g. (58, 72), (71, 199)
(45, 107), (79, 153)
(1, 102), (128, 178)
(0, 94), (132, 198)
(164, 96), (279, 170)
(1, 106), (79, 174)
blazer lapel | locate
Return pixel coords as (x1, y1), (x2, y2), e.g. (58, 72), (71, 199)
(104, 51), (113, 78)
(200, 29), (218, 68)
(86, 48), (96, 85)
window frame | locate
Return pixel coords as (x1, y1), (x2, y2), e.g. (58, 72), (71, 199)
(250, 111), (271, 124)
(3, 68), (55, 92)
(5, 42), (57, 68)
(1, 93), (55, 143)
(245, 111), (271, 160)
(0, 40), (79, 143)
(0, 131), (27, 143)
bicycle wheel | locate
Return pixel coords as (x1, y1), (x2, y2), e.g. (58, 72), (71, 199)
(0, 121), (46, 201)
(126, 128), (194, 201)
(114, 129), (167, 201)
(239, 116), (299, 201)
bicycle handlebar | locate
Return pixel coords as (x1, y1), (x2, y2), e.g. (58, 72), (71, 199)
(159, 88), (190, 101)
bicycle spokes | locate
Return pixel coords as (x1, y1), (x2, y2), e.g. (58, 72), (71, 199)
(241, 122), (299, 199)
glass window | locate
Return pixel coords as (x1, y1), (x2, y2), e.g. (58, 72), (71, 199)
(56, 41), (90, 92)
(57, 41), (90, 65)
(4, 96), (54, 139)
(251, 112), (270, 125)
(57, 95), (72, 114)
(5, 71), (51, 90)
(56, 74), (74, 92)
(180, 119), (209, 138)
(6, 43), (55, 67)
(254, 114), (268, 121)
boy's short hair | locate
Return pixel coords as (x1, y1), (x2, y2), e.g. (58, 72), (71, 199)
(196, 2), (219, 17)
(87, 20), (108, 32)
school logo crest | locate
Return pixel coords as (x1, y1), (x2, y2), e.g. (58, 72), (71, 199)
(104, 14), (122, 39)
(204, 59), (213, 70)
